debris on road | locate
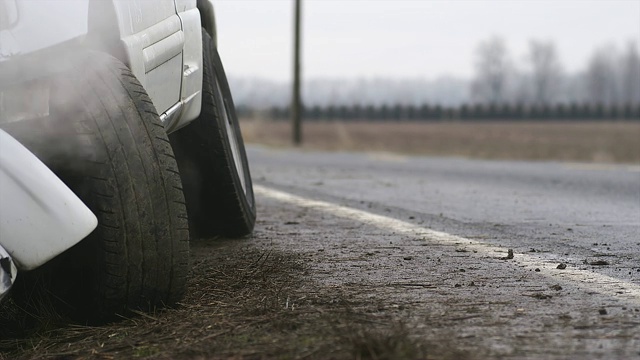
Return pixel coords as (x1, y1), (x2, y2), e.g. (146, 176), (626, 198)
(527, 293), (553, 300)
(556, 263), (567, 269)
(586, 260), (610, 266)
(599, 308), (608, 315)
(501, 248), (514, 260)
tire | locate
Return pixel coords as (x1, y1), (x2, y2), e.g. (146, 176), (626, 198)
(41, 52), (190, 321)
(169, 29), (256, 238)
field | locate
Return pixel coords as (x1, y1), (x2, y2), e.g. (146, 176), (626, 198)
(240, 120), (640, 164)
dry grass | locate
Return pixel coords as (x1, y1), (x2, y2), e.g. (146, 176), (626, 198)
(0, 239), (441, 360)
(240, 119), (640, 163)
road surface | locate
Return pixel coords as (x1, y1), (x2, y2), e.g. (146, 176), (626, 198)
(247, 145), (640, 359)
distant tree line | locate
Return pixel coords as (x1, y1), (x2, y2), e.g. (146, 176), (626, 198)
(240, 102), (640, 121)
(231, 38), (640, 115)
(471, 38), (640, 107)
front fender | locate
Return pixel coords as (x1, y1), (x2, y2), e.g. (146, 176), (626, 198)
(0, 130), (97, 271)
(197, 0), (217, 46)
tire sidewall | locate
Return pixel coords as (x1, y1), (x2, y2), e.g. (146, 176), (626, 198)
(204, 33), (256, 222)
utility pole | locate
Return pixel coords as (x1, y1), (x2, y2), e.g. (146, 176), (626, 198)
(291, 0), (302, 145)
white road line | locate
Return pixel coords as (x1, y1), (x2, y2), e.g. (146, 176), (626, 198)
(367, 152), (408, 163)
(254, 185), (640, 305)
(564, 163), (640, 172)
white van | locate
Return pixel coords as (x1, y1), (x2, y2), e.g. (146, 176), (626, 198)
(0, 0), (256, 321)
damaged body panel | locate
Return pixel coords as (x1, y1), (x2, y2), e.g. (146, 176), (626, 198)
(0, 129), (97, 271)
(0, 129), (97, 301)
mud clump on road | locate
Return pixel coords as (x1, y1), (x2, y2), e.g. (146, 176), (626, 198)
(0, 240), (457, 360)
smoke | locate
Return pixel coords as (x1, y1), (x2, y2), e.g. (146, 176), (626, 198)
(0, 0), (143, 168)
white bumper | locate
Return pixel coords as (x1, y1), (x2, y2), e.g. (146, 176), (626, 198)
(0, 129), (97, 271)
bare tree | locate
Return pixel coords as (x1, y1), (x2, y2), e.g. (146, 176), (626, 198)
(528, 40), (563, 106)
(620, 41), (640, 105)
(472, 37), (512, 105)
(585, 45), (618, 105)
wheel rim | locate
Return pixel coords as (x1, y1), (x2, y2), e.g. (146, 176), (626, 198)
(215, 77), (247, 196)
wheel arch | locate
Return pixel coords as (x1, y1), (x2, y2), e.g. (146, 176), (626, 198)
(197, 0), (217, 47)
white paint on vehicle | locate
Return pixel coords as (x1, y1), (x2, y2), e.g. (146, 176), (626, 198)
(254, 185), (640, 305)
(0, 130), (98, 271)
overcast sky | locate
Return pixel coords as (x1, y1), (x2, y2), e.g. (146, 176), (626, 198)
(213, 0), (640, 82)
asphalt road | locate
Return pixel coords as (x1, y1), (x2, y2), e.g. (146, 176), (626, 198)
(249, 145), (639, 258)
(247, 145), (640, 358)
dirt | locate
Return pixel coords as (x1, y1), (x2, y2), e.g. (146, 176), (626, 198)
(2, 191), (638, 359)
(240, 119), (640, 164)
(0, 202), (450, 360)
(0, 244), (430, 359)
